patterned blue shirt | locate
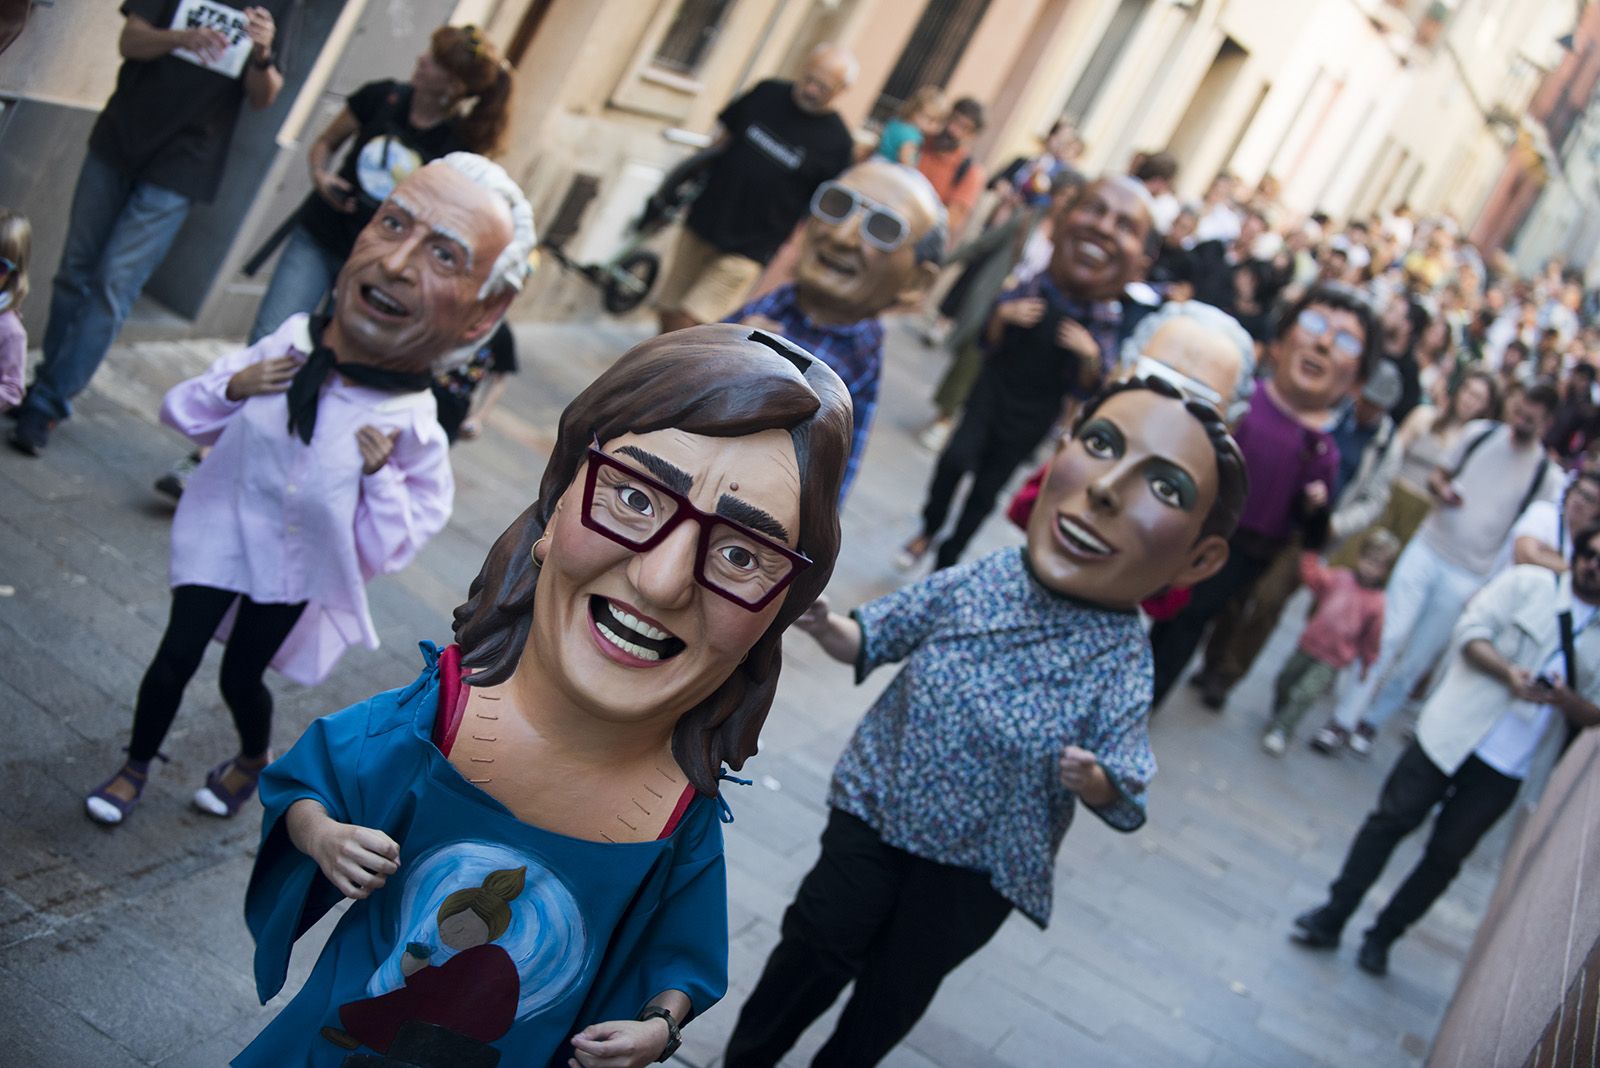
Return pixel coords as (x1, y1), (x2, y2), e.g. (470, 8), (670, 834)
(829, 547), (1156, 927)
(726, 284), (885, 499)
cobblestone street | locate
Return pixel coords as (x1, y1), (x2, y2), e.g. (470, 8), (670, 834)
(0, 315), (1506, 1066)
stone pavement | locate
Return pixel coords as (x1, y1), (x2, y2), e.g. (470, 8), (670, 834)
(0, 314), (1508, 1066)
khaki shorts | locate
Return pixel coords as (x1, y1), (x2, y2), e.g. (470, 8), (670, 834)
(655, 228), (763, 323)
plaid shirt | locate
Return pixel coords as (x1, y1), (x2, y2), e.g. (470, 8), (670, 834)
(727, 284), (885, 499)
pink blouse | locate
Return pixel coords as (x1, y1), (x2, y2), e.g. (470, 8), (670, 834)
(161, 314), (454, 686)
(0, 309), (25, 409)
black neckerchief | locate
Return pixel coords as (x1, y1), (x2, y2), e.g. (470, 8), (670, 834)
(284, 317), (433, 444)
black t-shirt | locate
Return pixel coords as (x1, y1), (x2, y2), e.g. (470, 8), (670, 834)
(298, 79), (468, 256)
(686, 80), (853, 264)
(89, 0), (292, 203)
(432, 323), (517, 443)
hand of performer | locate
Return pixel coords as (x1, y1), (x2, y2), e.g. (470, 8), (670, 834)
(226, 355), (299, 400)
(288, 801), (401, 900)
(357, 426), (401, 475)
(313, 169), (358, 213)
(243, 6), (276, 58)
(180, 24), (229, 62)
(1303, 480), (1329, 510)
(996, 296), (1046, 329)
(795, 594), (833, 635)
(1056, 318), (1101, 389)
(568, 1018), (670, 1068)
(1059, 745), (1115, 807)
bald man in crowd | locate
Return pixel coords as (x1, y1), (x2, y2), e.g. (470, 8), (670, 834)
(731, 158), (946, 498)
(657, 44), (858, 333)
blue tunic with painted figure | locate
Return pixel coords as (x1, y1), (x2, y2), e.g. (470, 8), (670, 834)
(237, 644), (728, 1067)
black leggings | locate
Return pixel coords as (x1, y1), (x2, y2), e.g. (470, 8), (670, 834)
(128, 585), (307, 763)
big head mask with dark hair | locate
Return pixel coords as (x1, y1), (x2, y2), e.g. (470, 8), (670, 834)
(453, 325), (853, 795)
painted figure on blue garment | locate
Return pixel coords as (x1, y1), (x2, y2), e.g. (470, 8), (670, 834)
(239, 324), (853, 1068)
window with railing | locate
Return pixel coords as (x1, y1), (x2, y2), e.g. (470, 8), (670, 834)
(652, 0), (737, 78)
(870, 0), (991, 125)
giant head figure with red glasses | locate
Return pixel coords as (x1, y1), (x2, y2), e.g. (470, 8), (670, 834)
(241, 324), (852, 1068)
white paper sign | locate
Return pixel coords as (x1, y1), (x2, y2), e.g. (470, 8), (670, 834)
(169, 0), (254, 79)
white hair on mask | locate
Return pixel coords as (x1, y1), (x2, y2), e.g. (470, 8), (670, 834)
(1121, 300), (1257, 417)
(1103, 173), (1157, 222)
(438, 152), (538, 299)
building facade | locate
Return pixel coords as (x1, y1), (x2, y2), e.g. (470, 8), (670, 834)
(0, 0), (1581, 338)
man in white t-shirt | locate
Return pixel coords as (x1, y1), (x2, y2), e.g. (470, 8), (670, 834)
(1292, 523), (1600, 977)
(1331, 379), (1563, 753)
(1502, 470), (1600, 574)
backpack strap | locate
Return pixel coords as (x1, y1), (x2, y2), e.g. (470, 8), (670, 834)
(1448, 423), (1501, 479)
(954, 155), (973, 188)
(1516, 455), (1551, 520)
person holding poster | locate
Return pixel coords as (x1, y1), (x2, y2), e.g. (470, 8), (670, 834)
(9, 0), (288, 456)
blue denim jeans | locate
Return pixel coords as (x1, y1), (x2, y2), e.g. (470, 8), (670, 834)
(23, 152), (192, 422)
(248, 224), (344, 344)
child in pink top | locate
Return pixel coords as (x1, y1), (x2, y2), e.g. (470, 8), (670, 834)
(1262, 528), (1399, 755)
(0, 209), (31, 411)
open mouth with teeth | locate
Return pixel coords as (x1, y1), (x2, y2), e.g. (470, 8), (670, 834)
(1070, 238), (1111, 269)
(1055, 513), (1115, 557)
(360, 284), (411, 318)
(812, 247), (861, 277)
(589, 595), (686, 663)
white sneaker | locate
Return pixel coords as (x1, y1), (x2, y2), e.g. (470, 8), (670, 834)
(1261, 729), (1288, 756)
(917, 419), (953, 453)
(1348, 724), (1376, 757)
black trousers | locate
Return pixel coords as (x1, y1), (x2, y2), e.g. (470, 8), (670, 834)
(1324, 741), (1520, 943)
(128, 584), (307, 762)
(724, 809), (1013, 1068)
(919, 375), (1051, 570)
(1147, 537), (1275, 706)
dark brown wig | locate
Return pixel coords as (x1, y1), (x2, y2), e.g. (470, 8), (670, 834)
(452, 325), (853, 795)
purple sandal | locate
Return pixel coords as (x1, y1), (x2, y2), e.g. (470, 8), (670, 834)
(85, 754), (163, 826)
(192, 754), (270, 818)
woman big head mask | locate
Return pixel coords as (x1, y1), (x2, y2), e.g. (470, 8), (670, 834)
(453, 324), (853, 794)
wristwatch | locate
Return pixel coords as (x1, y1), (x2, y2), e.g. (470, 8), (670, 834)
(251, 50), (275, 70)
(637, 1005), (682, 1062)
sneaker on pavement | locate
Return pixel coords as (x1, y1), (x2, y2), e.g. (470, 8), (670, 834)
(1290, 906), (1344, 949)
(8, 408), (51, 456)
(1356, 933), (1392, 976)
(154, 452), (202, 500)
(917, 418), (953, 453)
(1261, 729), (1288, 756)
(1309, 724), (1348, 755)
(1349, 722), (1377, 757)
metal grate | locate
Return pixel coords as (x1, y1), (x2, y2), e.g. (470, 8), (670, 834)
(543, 173), (601, 251)
(652, 0), (737, 77)
(870, 0), (991, 125)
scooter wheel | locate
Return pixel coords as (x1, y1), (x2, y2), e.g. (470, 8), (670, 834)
(602, 250), (660, 314)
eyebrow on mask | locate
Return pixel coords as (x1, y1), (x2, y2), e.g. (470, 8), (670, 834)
(717, 495), (791, 543)
(614, 446), (693, 494)
(388, 195), (474, 270)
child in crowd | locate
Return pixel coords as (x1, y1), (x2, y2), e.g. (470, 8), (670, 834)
(0, 209), (31, 411)
(1263, 528), (1400, 755)
(875, 86), (948, 166)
